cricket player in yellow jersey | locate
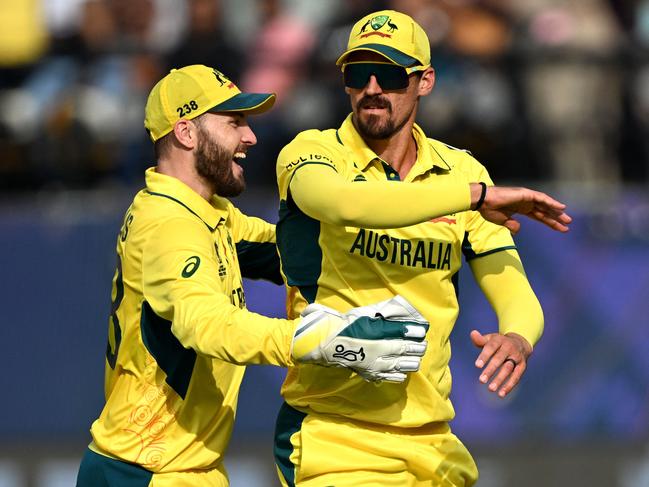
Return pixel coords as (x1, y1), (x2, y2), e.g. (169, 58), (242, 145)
(274, 10), (572, 487)
(75, 64), (436, 487)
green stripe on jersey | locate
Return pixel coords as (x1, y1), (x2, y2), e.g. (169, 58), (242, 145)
(236, 240), (283, 284)
(277, 198), (322, 303)
(462, 231), (517, 261)
(77, 449), (152, 487)
(140, 302), (197, 399)
(273, 403), (307, 487)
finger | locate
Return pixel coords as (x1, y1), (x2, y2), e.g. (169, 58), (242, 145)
(549, 210), (572, 224)
(497, 360), (527, 397)
(355, 369), (403, 383)
(531, 201), (571, 221)
(470, 329), (487, 348)
(529, 209), (571, 233)
(403, 340), (427, 356)
(404, 323), (428, 340)
(368, 340), (427, 359)
(474, 335), (502, 368)
(530, 190), (567, 211)
(486, 358), (517, 393)
(375, 372), (406, 383)
(479, 348), (510, 384)
(349, 318), (421, 340)
(503, 218), (520, 234)
(395, 357), (422, 372)
(368, 355), (422, 374)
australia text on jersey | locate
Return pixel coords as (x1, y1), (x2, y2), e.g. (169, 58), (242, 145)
(349, 228), (452, 270)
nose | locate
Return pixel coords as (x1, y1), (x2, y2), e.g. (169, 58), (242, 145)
(239, 125), (257, 146)
(364, 74), (383, 95)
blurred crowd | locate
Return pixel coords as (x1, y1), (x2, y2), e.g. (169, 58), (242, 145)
(1, 0), (648, 192)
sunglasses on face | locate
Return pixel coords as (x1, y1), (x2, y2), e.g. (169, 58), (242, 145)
(343, 62), (410, 90)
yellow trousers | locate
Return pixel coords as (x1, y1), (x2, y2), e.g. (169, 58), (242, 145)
(274, 403), (478, 487)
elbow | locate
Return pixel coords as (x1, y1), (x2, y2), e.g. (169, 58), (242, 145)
(324, 186), (374, 226)
(332, 205), (365, 226)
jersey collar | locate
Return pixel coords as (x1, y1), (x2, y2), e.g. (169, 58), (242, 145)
(144, 167), (228, 231)
(336, 114), (451, 174)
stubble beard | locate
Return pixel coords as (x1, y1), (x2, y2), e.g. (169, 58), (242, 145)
(355, 95), (412, 140)
(194, 126), (246, 198)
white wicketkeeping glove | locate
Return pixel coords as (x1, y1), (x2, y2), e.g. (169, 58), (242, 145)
(291, 295), (429, 383)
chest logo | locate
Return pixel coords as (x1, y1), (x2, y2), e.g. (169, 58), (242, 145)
(214, 244), (227, 279)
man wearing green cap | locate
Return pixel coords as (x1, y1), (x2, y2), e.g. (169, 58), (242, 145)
(75, 64), (436, 486)
(273, 10), (571, 487)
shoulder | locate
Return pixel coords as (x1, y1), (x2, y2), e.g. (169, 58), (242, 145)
(278, 128), (346, 171)
(427, 138), (490, 179)
(135, 192), (213, 236)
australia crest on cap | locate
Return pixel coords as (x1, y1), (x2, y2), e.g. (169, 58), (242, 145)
(358, 14), (399, 38)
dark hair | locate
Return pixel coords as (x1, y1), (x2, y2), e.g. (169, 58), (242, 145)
(153, 132), (174, 160)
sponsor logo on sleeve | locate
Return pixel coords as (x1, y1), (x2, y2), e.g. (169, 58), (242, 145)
(285, 153), (336, 171)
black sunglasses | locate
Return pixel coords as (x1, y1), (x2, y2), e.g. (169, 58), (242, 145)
(343, 62), (410, 90)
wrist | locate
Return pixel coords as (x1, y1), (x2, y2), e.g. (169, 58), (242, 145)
(504, 332), (533, 356)
(470, 182), (488, 210)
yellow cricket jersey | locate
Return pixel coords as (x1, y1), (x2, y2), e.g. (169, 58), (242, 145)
(276, 114), (523, 428)
(90, 168), (295, 473)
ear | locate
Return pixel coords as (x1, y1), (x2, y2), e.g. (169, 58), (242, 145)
(417, 67), (435, 96)
(172, 119), (198, 150)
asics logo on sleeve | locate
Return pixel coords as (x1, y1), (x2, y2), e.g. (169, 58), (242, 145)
(181, 256), (201, 277)
(332, 345), (366, 362)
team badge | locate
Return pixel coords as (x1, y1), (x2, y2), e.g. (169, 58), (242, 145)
(371, 15), (389, 30)
(214, 244), (227, 279)
(359, 16), (398, 38)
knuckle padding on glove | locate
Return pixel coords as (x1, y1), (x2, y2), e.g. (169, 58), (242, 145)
(338, 317), (427, 342)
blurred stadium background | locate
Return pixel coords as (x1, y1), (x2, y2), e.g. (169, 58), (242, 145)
(1, 0), (648, 486)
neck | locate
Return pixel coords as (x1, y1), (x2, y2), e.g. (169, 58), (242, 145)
(355, 116), (418, 180)
(157, 154), (214, 200)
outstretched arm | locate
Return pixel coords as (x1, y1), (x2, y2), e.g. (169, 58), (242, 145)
(290, 163), (471, 228)
(289, 164), (571, 232)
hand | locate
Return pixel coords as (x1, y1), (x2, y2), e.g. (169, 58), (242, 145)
(291, 297), (429, 383)
(470, 330), (533, 398)
(344, 295), (428, 324)
(470, 184), (572, 234)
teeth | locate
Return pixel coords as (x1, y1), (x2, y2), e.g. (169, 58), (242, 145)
(233, 152), (246, 160)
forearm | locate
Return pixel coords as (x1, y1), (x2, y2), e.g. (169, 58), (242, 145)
(168, 288), (296, 366)
(142, 217), (296, 366)
(290, 165), (471, 228)
(470, 249), (544, 347)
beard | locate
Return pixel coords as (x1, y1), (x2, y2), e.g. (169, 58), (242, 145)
(355, 95), (412, 140)
(194, 126), (246, 197)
